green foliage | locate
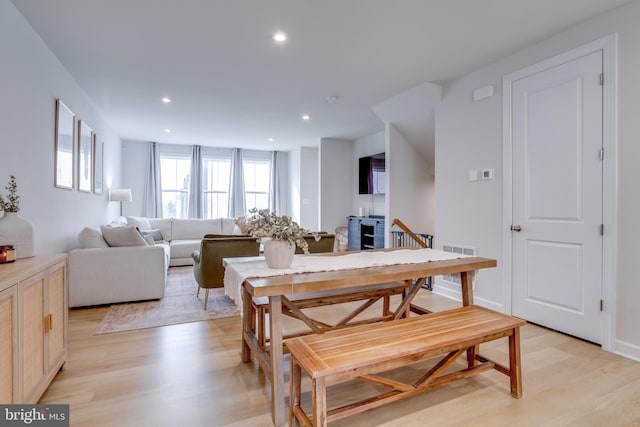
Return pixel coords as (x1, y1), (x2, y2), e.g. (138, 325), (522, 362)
(0, 175), (19, 213)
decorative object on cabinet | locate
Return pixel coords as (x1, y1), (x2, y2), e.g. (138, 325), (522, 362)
(0, 176), (34, 259)
(77, 120), (93, 192)
(0, 245), (16, 263)
(54, 99), (75, 190)
(93, 134), (104, 195)
(347, 215), (385, 251)
(0, 254), (68, 403)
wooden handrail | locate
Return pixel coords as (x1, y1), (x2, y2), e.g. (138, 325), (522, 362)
(392, 218), (429, 248)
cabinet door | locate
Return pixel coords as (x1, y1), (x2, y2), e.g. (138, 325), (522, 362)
(46, 263), (66, 371)
(0, 286), (17, 403)
(19, 273), (46, 403)
(347, 218), (361, 251)
(374, 221), (385, 249)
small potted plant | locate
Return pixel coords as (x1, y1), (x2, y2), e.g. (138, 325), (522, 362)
(244, 208), (319, 268)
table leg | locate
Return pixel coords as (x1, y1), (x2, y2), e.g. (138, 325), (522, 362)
(460, 271), (473, 306)
(269, 295), (286, 426)
(241, 284), (252, 363)
(460, 271), (477, 366)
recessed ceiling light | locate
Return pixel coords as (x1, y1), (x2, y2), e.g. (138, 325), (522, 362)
(164, 128), (171, 133)
(273, 32), (287, 42)
(161, 97), (171, 103)
(268, 138), (275, 142)
(302, 114), (310, 121)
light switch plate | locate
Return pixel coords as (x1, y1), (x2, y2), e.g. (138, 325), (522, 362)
(468, 169), (478, 182)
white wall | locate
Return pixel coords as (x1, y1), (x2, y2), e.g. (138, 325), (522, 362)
(0, 1), (122, 253)
(386, 124), (434, 247)
(352, 131), (385, 217)
(435, 1), (640, 360)
(121, 140), (149, 217)
(319, 138), (353, 233)
(299, 147), (319, 230)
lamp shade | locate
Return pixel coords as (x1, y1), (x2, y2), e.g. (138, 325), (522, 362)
(109, 188), (132, 202)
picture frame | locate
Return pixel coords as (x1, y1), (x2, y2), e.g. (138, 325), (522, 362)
(77, 119), (93, 193)
(93, 134), (104, 195)
(54, 99), (75, 189)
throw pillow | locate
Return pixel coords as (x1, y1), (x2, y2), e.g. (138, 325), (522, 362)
(78, 227), (109, 249)
(100, 225), (149, 247)
(140, 229), (164, 241)
(127, 216), (152, 230)
(142, 234), (155, 246)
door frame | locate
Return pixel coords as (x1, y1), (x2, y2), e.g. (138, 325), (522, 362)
(501, 34), (618, 351)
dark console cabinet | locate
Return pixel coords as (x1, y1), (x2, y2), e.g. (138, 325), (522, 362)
(347, 216), (385, 251)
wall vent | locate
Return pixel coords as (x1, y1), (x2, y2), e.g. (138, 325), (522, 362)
(442, 244), (476, 285)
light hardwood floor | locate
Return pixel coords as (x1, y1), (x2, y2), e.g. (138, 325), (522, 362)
(41, 290), (640, 427)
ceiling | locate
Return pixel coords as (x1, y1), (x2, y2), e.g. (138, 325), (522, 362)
(12, 0), (631, 153)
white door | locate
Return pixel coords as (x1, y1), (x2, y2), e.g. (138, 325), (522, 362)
(511, 50), (603, 344)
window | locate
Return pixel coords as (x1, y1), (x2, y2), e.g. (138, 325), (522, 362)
(160, 155), (190, 218)
(243, 159), (271, 213)
(203, 157), (231, 219)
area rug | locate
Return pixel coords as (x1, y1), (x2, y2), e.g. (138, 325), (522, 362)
(94, 267), (239, 335)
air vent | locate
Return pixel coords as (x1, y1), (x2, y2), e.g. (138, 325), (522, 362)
(442, 244), (476, 285)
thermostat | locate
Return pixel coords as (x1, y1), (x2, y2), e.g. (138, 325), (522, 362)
(482, 169), (494, 180)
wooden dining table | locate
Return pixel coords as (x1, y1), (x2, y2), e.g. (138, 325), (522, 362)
(228, 249), (497, 426)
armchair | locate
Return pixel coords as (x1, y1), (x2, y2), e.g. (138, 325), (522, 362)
(295, 233), (336, 254)
(191, 235), (260, 310)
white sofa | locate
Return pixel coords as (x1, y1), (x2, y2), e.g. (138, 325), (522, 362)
(68, 216), (240, 307)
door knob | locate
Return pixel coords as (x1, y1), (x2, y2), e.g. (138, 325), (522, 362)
(510, 225), (522, 232)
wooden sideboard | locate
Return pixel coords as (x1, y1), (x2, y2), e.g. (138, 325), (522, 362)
(0, 254), (68, 403)
(347, 216), (385, 251)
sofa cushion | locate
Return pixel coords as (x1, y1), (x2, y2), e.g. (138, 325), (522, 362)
(100, 225), (149, 247)
(170, 239), (201, 260)
(127, 216), (152, 230)
(140, 229), (164, 242)
(171, 218), (236, 240)
(148, 218), (172, 241)
(78, 227), (109, 249)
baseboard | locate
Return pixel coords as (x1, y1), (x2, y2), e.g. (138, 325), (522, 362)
(431, 284), (504, 312)
(614, 339), (640, 362)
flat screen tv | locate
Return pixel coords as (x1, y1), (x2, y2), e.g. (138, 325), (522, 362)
(358, 153), (385, 195)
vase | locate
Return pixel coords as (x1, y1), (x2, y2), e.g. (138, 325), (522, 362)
(0, 212), (34, 259)
(263, 239), (295, 269)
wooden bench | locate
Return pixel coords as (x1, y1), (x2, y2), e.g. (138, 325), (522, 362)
(287, 305), (526, 427)
(251, 281), (417, 351)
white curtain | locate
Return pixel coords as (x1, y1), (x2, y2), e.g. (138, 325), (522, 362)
(228, 148), (246, 218)
(142, 141), (162, 218)
(269, 151), (281, 213)
(188, 145), (203, 218)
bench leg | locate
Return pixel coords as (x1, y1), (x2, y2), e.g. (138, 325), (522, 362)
(312, 377), (328, 427)
(509, 327), (523, 398)
(290, 357), (302, 427)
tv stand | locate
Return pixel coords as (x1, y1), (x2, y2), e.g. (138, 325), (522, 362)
(347, 216), (385, 251)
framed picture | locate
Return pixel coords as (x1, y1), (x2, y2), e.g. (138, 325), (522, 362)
(54, 99), (75, 189)
(93, 134), (104, 195)
(77, 119), (93, 193)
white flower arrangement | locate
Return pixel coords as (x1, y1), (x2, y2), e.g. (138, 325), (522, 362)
(242, 208), (319, 254)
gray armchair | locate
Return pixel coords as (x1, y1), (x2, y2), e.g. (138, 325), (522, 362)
(191, 235), (260, 310)
(295, 233), (336, 254)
